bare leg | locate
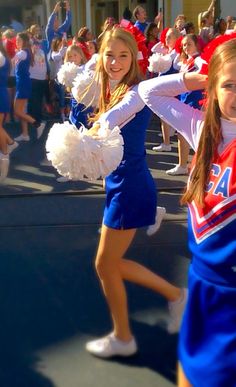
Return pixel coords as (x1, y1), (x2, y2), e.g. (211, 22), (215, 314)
(14, 99), (35, 123)
(120, 259), (181, 302)
(14, 99), (36, 137)
(177, 134), (189, 169)
(0, 114), (13, 154)
(161, 120), (170, 145)
(178, 363), (192, 387)
(95, 225), (181, 341)
(21, 118), (29, 137)
(95, 225), (136, 341)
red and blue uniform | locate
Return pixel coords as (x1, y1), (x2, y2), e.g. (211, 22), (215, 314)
(138, 72), (236, 386)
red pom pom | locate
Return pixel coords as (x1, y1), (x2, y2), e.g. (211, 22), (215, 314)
(174, 36), (184, 54)
(199, 33), (236, 75)
(160, 27), (169, 45)
(201, 32), (236, 63)
(118, 21), (149, 74)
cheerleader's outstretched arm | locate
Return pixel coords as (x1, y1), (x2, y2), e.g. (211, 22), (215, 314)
(98, 86), (145, 130)
(138, 72), (207, 151)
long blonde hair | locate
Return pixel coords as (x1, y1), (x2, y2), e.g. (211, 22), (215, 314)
(92, 27), (142, 121)
(64, 44), (87, 64)
(182, 38), (236, 205)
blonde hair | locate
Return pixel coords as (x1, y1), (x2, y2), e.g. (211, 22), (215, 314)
(64, 44), (87, 64)
(166, 27), (181, 39)
(92, 27), (142, 120)
(2, 28), (15, 39)
(182, 38), (236, 205)
(198, 11), (211, 31)
(28, 24), (40, 35)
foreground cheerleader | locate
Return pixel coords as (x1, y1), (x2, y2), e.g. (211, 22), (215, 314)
(78, 28), (187, 358)
(138, 37), (236, 386)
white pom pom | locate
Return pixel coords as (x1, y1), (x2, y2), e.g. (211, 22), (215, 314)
(57, 62), (82, 88)
(71, 70), (100, 108)
(148, 53), (172, 74)
(46, 122), (124, 180)
(151, 42), (168, 55)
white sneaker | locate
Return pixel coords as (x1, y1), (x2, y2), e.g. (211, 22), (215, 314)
(56, 176), (70, 183)
(0, 152), (9, 182)
(166, 165), (188, 176)
(14, 134), (30, 142)
(40, 158), (52, 167)
(147, 206), (166, 236)
(8, 142), (19, 154)
(37, 121), (46, 139)
(86, 333), (138, 358)
(167, 288), (188, 334)
(152, 143), (171, 152)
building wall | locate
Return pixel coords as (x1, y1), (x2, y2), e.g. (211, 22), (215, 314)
(183, 1), (212, 32)
(8, 0), (235, 39)
(219, 0), (236, 18)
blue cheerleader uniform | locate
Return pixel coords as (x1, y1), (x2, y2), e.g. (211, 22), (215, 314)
(179, 140), (236, 387)
(0, 56), (10, 113)
(15, 49), (32, 99)
(69, 98), (93, 128)
(103, 105), (157, 229)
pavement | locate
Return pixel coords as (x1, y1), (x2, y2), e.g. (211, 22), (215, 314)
(0, 115), (192, 387)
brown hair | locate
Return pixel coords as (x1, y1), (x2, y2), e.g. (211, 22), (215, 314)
(180, 33), (201, 61)
(182, 38), (236, 205)
(51, 36), (63, 52)
(17, 32), (34, 66)
(77, 27), (90, 42)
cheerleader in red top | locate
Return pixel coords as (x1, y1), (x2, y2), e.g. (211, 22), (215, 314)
(138, 38), (236, 387)
(145, 22), (160, 57)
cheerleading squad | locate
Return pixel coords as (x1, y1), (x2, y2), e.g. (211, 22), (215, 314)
(46, 4), (236, 387)
(0, 0), (235, 180)
(1, 4), (236, 386)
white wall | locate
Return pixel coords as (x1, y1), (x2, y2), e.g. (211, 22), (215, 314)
(171, 0), (182, 24)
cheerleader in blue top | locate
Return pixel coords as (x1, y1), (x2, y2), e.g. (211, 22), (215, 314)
(45, 0), (72, 51)
(63, 44), (94, 128)
(138, 38), (236, 387)
(14, 32), (42, 142)
(56, 44), (94, 183)
(0, 39), (18, 178)
(83, 27), (187, 359)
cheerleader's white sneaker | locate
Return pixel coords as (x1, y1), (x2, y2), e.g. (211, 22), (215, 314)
(147, 206), (166, 236)
(36, 121), (46, 139)
(86, 333), (138, 358)
(167, 288), (188, 334)
(152, 143), (171, 152)
(8, 141), (19, 154)
(56, 176), (70, 183)
(166, 165), (188, 176)
(14, 134), (30, 142)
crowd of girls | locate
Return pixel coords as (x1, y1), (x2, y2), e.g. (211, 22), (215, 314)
(1, 2), (236, 386)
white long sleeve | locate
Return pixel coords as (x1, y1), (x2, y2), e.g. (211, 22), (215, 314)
(98, 86), (145, 130)
(14, 49), (27, 64)
(138, 73), (204, 151)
